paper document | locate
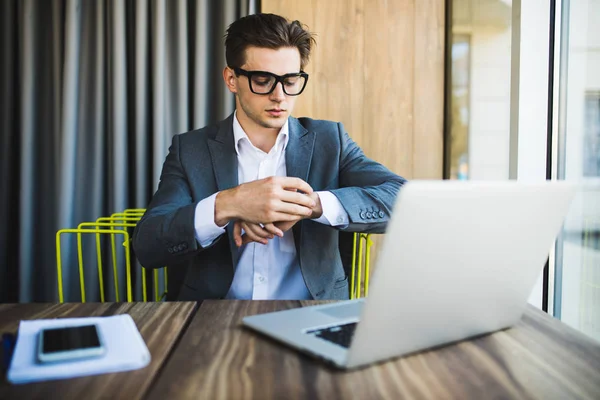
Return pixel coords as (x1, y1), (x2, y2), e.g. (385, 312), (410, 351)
(7, 314), (151, 384)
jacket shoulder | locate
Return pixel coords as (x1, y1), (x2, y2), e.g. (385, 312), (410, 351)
(295, 117), (340, 133)
(176, 122), (218, 143)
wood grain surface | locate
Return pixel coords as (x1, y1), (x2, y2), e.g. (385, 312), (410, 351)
(148, 300), (600, 400)
(262, 0), (445, 270)
(0, 302), (197, 400)
(262, 0), (445, 181)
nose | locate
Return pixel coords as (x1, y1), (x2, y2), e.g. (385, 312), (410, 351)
(269, 81), (286, 101)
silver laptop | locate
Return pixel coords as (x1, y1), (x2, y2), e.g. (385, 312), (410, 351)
(242, 181), (576, 369)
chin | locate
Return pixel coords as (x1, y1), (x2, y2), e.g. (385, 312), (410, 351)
(261, 117), (286, 129)
(264, 122), (285, 130)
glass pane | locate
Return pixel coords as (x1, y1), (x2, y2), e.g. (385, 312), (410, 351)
(449, 0), (513, 180)
(555, 0), (600, 341)
(450, 35), (470, 180)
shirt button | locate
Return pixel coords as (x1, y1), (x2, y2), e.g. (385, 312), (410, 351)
(379, 211), (385, 218)
(337, 216), (344, 223)
(258, 276), (265, 283)
(359, 211), (366, 219)
(366, 211), (373, 219)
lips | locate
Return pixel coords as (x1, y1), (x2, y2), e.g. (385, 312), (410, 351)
(266, 109), (286, 117)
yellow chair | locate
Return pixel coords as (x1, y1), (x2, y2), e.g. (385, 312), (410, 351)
(57, 210), (372, 302)
(350, 233), (373, 299)
(55, 209), (167, 303)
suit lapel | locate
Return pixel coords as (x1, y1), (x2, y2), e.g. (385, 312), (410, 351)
(207, 114), (241, 266)
(208, 114), (238, 191)
(285, 117), (315, 182)
(206, 116), (316, 269)
(285, 118), (316, 254)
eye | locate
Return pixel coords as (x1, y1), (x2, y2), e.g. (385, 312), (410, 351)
(284, 77), (299, 86)
(251, 75), (274, 87)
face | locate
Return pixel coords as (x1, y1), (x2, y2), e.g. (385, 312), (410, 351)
(223, 46), (303, 133)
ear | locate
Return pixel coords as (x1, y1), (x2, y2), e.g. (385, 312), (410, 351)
(223, 67), (238, 94)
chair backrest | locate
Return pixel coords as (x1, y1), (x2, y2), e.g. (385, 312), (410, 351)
(350, 233), (373, 299)
(57, 210), (371, 302)
(55, 209), (167, 303)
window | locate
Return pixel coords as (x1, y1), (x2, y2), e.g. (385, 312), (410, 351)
(554, 0), (600, 342)
(584, 92), (600, 177)
(447, 0), (513, 180)
(450, 35), (470, 180)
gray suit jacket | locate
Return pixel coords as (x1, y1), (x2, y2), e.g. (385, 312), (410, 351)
(133, 114), (405, 300)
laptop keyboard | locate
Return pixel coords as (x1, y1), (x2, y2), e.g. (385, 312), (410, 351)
(306, 322), (358, 348)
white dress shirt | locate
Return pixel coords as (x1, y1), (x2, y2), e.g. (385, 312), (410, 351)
(193, 112), (349, 299)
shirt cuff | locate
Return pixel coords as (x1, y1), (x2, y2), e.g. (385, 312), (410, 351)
(194, 193), (227, 247)
(312, 191), (349, 227)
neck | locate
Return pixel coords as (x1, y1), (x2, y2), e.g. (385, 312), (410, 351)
(235, 111), (281, 153)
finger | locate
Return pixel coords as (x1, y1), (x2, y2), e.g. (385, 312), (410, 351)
(271, 202), (313, 218)
(241, 233), (255, 245)
(241, 229), (267, 245)
(278, 177), (313, 194)
(241, 222), (271, 244)
(269, 212), (306, 223)
(279, 190), (316, 208)
(233, 221), (242, 247)
(243, 222), (273, 240)
(274, 220), (296, 233)
(263, 223), (284, 237)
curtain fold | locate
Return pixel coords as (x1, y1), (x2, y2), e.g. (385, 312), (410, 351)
(0, 0), (18, 301)
(0, 0), (252, 302)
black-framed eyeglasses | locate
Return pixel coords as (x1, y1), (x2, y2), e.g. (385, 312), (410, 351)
(233, 67), (309, 96)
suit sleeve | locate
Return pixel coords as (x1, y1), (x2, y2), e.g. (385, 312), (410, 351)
(329, 122), (407, 233)
(133, 134), (224, 269)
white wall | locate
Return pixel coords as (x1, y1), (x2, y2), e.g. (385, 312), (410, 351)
(454, 0), (513, 181)
(469, 27), (512, 179)
(510, 0), (552, 309)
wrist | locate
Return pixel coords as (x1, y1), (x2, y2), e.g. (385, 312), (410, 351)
(214, 189), (237, 226)
(310, 192), (323, 219)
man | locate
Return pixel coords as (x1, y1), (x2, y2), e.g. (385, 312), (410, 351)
(133, 13), (406, 301)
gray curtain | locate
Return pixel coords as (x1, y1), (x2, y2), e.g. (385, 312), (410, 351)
(0, 0), (254, 302)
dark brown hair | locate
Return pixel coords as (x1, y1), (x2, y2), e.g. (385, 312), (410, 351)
(224, 13), (316, 70)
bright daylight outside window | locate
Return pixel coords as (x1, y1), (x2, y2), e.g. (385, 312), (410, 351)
(449, 0), (512, 181)
(554, 0), (599, 341)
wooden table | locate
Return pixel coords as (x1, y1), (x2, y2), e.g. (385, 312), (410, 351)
(1, 301), (599, 399)
(0, 302), (197, 400)
(149, 300), (600, 400)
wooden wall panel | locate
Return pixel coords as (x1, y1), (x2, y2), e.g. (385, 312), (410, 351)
(263, 0), (365, 148)
(262, 0), (444, 179)
(413, 0), (445, 178)
(364, 0), (415, 177)
(262, 0), (445, 269)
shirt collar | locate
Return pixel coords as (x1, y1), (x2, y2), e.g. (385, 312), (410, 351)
(233, 110), (289, 155)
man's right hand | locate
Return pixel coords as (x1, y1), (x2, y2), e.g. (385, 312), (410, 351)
(214, 176), (315, 227)
(232, 219), (301, 247)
